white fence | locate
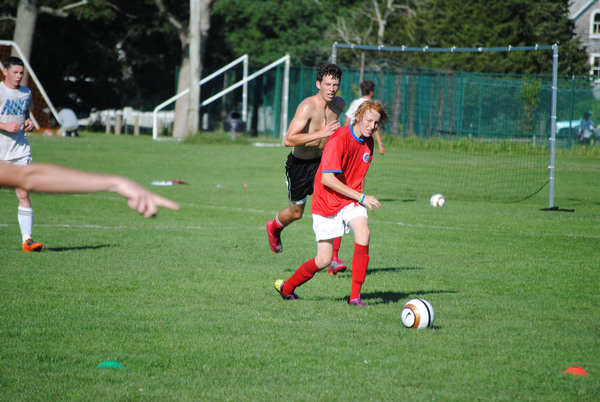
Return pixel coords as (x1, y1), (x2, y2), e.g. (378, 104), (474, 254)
(81, 107), (175, 135)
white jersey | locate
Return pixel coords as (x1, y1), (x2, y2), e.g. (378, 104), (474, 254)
(0, 81), (32, 161)
(345, 97), (369, 124)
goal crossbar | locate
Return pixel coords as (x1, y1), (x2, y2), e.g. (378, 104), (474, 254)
(331, 42), (559, 208)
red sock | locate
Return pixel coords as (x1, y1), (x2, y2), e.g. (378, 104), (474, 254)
(350, 244), (369, 300)
(272, 215), (284, 236)
(283, 258), (319, 295)
(333, 236), (342, 259)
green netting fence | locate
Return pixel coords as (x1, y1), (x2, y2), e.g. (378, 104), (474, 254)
(202, 63), (600, 146)
(197, 62), (598, 203)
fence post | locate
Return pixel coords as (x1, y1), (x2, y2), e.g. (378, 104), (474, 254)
(568, 75), (575, 148)
(105, 111), (111, 135)
(134, 114), (140, 136)
(115, 112), (122, 135)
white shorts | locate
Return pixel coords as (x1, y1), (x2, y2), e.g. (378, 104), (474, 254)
(7, 155), (32, 166)
(312, 202), (368, 241)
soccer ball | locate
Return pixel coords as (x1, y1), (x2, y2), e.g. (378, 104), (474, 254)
(401, 298), (434, 329)
(430, 194), (445, 207)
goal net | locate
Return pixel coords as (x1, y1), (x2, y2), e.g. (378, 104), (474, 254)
(332, 43), (559, 206)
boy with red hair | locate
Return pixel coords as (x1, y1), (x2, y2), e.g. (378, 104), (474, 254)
(274, 101), (389, 306)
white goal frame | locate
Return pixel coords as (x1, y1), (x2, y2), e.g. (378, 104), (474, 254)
(331, 42), (559, 208)
(153, 54), (291, 140)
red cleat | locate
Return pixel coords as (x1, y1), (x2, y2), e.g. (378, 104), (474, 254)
(266, 220), (282, 253)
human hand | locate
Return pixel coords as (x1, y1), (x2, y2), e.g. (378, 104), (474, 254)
(320, 118), (340, 138)
(379, 144), (386, 155)
(114, 177), (180, 217)
(361, 194), (381, 211)
(23, 119), (34, 132)
(3, 121), (22, 133)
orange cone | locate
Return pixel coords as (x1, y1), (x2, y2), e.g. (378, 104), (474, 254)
(562, 366), (588, 376)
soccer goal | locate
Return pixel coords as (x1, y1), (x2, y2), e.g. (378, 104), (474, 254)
(153, 54), (290, 140)
(332, 43), (559, 208)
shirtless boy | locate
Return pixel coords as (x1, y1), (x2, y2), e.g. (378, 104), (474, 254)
(266, 64), (347, 273)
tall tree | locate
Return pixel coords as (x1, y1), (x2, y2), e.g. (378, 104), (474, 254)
(10, 0), (88, 67)
(412, 0), (588, 75)
(210, 0), (332, 66)
(330, 0), (418, 67)
(153, 0), (214, 138)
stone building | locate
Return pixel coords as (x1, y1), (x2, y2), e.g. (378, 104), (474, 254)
(570, 0), (600, 76)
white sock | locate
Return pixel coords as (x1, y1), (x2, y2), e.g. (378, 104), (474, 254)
(18, 207), (33, 242)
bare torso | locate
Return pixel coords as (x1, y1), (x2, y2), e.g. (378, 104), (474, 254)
(290, 96), (346, 160)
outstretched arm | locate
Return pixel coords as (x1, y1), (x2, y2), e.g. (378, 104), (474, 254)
(0, 163), (180, 218)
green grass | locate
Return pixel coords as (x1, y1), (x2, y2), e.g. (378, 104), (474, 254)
(1, 132), (598, 400)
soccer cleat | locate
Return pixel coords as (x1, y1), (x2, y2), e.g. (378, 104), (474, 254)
(348, 298), (366, 307)
(327, 257), (347, 275)
(273, 279), (298, 300)
(22, 238), (43, 252)
(266, 220), (282, 253)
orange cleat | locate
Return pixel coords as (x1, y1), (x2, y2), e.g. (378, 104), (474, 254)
(22, 238), (43, 252)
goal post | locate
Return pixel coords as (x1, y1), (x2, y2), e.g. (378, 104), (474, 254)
(332, 42), (558, 208)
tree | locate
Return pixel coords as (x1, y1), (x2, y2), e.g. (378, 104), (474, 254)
(0, 0), (177, 113)
(153, 0), (214, 138)
(0, 0), (591, 127)
(210, 0), (333, 66)
(330, 0), (417, 67)
(9, 0), (89, 72)
(411, 0), (588, 75)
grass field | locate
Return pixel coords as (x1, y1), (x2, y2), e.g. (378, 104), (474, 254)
(1, 132), (599, 400)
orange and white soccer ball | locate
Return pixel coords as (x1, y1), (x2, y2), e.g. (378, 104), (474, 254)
(430, 194), (445, 207)
(401, 298), (434, 329)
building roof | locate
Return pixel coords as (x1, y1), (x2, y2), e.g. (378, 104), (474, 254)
(570, 0), (600, 21)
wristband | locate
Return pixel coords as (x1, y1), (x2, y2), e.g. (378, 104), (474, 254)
(359, 193), (366, 204)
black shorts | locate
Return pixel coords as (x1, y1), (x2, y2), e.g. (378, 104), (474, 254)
(285, 153), (321, 203)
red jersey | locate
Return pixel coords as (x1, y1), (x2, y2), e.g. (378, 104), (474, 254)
(311, 125), (374, 217)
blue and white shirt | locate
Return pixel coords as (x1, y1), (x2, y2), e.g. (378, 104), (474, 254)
(0, 81), (32, 161)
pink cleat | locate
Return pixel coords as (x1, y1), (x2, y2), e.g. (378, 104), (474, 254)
(348, 298), (366, 307)
(266, 220), (282, 253)
(327, 257), (347, 275)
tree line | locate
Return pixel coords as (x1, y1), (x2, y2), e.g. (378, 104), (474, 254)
(0, 0), (589, 121)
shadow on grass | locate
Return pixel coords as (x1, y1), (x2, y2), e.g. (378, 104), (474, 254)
(361, 289), (458, 305)
(44, 244), (115, 252)
(367, 266), (421, 275)
(378, 198), (416, 203)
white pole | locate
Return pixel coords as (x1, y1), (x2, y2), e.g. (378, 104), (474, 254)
(331, 41), (338, 64)
(242, 55), (248, 123)
(281, 54), (290, 139)
(549, 44), (558, 208)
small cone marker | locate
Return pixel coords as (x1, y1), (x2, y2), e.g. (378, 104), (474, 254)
(562, 366), (588, 376)
(96, 361), (125, 369)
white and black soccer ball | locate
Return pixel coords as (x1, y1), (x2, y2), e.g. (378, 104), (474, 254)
(430, 194), (445, 207)
(401, 298), (434, 329)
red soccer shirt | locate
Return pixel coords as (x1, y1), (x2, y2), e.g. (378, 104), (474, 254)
(311, 125), (374, 217)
